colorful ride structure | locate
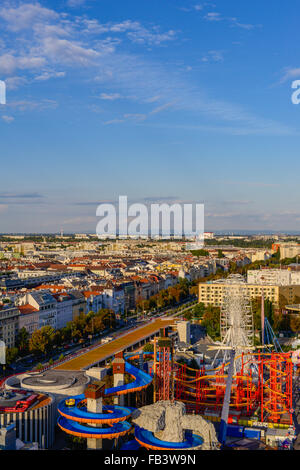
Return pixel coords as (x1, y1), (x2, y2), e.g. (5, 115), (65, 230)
(152, 322), (293, 428)
(57, 317), (294, 450)
(172, 352), (293, 426)
(57, 353), (152, 449)
(57, 348), (217, 450)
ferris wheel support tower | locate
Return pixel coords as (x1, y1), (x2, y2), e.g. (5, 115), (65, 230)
(212, 275), (254, 372)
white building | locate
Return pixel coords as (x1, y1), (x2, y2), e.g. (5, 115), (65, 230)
(102, 286), (125, 314)
(247, 269), (300, 286)
(53, 293), (74, 329)
(18, 292), (57, 330)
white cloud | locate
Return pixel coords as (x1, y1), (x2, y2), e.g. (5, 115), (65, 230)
(0, 2), (58, 32)
(280, 67), (300, 84)
(34, 71), (66, 81)
(145, 95), (161, 103)
(7, 99), (58, 111)
(99, 92), (121, 100)
(201, 50), (224, 62)
(5, 76), (28, 90)
(149, 101), (176, 115)
(123, 113), (147, 121)
(40, 36), (100, 65)
(1, 115), (14, 123)
(204, 11), (258, 30)
(204, 12), (222, 22)
(81, 19), (177, 45)
(67, 0), (88, 7)
(104, 118), (125, 125)
(0, 53), (46, 74)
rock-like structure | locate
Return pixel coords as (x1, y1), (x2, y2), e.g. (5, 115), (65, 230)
(132, 400), (218, 450)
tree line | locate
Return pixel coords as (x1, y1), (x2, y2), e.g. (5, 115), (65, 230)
(7, 309), (116, 364)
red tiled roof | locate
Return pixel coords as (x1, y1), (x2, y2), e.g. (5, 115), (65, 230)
(18, 304), (39, 315)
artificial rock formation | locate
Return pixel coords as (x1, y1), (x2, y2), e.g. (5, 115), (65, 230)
(131, 400), (218, 450)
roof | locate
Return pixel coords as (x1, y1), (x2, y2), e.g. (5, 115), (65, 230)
(18, 304), (39, 315)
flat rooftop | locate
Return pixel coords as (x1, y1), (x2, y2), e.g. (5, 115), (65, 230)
(54, 318), (175, 371)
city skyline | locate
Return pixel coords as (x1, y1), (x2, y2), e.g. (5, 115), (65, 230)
(1, 0), (300, 232)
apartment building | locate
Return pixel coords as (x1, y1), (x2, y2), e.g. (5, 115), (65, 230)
(279, 243), (300, 260)
(247, 269), (300, 286)
(102, 286), (125, 314)
(70, 291), (86, 320)
(0, 306), (19, 348)
(18, 291), (57, 329)
(198, 280), (300, 308)
(18, 304), (39, 335)
(52, 293), (73, 330)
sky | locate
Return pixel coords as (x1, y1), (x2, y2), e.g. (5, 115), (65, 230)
(0, 0), (300, 233)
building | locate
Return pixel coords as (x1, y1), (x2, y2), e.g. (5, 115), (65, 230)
(53, 293), (73, 330)
(83, 291), (103, 314)
(279, 243), (300, 260)
(0, 389), (55, 449)
(18, 305), (39, 336)
(18, 291), (57, 330)
(0, 306), (19, 348)
(198, 279), (300, 309)
(176, 321), (191, 345)
(70, 291), (86, 320)
(102, 285), (125, 314)
(247, 269), (300, 286)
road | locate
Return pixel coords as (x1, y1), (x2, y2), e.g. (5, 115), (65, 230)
(54, 317), (175, 370)
(3, 297), (196, 377)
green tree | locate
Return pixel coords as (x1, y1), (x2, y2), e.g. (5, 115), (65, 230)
(6, 347), (18, 365)
(193, 303), (205, 318)
(16, 327), (30, 354)
(29, 326), (56, 356)
(191, 249), (209, 257)
(202, 305), (221, 341)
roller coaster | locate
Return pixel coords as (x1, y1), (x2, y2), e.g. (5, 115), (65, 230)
(173, 352), (293, 426)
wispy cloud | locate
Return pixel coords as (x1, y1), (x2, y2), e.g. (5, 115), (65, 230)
(201, 50), (224, 63)
(279, 67), (300, 84)
(149, 101), (176, 115)
(67, 0), (88, 7)
(34, 70), (66, 81)
(1, 115), (14, 123)
(7, 99), (58, 111)
(203, 11), (259, 30)
(99, 92), (121, 100)
(0, 2), (287, 136)
(204, 12), (222, 22)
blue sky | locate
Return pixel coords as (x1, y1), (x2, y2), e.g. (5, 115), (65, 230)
(0, 0), (300, 233)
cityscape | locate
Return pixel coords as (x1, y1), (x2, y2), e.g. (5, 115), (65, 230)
(0, 0), (300, 459)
